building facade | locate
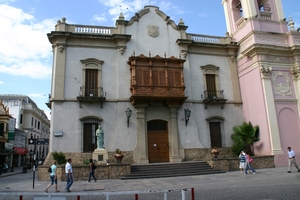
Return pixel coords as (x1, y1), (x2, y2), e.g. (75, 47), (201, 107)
(0, 95), (50, 166)
(223, 0), (300, 166)
(47, 5), (243, 164)
(47, 0), (300, 167)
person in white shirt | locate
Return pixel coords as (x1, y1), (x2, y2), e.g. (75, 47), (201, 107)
(287, 147), (300, 173)
(65, 158), (73, 192)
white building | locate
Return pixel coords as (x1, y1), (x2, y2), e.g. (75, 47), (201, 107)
(47, 6), (243, 164)
(0, 95), (50, 164)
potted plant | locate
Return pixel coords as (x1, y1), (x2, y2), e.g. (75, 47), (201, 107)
(211, 146), (219, 159)
(114, 148), (124, 163)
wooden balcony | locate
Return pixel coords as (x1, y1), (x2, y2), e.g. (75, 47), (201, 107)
(128, 54), (187, 106)
(203, 90), (227, 109)
(77, 86), (106, 108)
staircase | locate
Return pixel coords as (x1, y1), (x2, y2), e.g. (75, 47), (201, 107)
(121, 161), (225, 180)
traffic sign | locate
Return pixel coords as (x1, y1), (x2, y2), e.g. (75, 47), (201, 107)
(28, 139), (35, 145)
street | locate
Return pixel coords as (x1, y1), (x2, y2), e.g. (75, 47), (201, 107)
(0, 167), (300, 199)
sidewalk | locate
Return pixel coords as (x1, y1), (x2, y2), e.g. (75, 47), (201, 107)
(0, 166), (28, 178)
(0, 166), (299, 199)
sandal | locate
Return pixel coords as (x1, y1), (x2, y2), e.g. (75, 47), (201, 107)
(55, 190), (60, 192)
(44, 190), (48, 193)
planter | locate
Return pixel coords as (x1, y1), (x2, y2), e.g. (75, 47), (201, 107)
(114, 154), (124, 163)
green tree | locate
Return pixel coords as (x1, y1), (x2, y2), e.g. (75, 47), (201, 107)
(231, 122), (260, 156)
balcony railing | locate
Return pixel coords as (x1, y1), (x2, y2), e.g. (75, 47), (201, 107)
(203, 90), (227, 109)
(77, 86), (106, 108)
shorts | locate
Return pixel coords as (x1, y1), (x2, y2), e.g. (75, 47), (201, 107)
(239, 162), (246, 169)
(49, 175), (57, 185)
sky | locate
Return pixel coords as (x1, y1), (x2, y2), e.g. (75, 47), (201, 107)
(0, 0), (299, 120)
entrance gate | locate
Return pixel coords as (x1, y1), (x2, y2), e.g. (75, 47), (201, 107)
(147, 120), (169, 163)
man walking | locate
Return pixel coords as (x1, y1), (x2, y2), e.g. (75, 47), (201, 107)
(287, 147), (300, 173)
(65, 158), (73, 192)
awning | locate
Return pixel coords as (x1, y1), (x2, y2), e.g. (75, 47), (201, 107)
(14, 147), (28, 155)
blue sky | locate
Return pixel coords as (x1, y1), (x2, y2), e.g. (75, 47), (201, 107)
(0, 0), (299, 119)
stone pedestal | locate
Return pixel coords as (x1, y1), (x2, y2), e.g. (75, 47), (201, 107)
(93, 149), (108, 164)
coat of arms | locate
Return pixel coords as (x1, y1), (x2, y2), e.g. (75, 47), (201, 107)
(147, 25), (159, 38)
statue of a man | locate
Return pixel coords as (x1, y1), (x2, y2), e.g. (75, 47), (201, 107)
(96, 125), (104, 149)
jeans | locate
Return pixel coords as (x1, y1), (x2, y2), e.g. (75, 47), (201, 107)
(88, 170), (97, 182)
(244, 162), (256, 174)
(288, 158), (299, 171)
(65, 174), (73, 190)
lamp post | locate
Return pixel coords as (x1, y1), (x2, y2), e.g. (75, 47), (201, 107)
(125, 107), (132, 127)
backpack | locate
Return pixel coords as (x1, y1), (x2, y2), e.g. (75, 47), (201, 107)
(92, 163), (97, 170)
(48, 167), (52, 173)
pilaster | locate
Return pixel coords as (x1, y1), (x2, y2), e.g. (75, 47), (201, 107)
(169, 106), (182, 162)
(260, 64), (283, 154)
(136, 105), (149, 164)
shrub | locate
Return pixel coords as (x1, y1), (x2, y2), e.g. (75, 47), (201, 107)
(52, 151), (66, 165)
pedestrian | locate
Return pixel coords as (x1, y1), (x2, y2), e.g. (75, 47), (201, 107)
(88, 159), (97, 182)
(44, 160), (59, 193)
(239, 151), (246, 174)
(65, 158), (73, 192)
(244, 151), (256, 174)
(287, 147), (300, 173)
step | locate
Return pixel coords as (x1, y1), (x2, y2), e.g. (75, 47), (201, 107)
(121, 161), (225, 180)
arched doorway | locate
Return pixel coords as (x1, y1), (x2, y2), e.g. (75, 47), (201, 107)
(147, 120), (169, 163)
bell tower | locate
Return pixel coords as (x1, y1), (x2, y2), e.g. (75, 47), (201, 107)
(222, 0), (288, 36)
(222, 0), (300, 166)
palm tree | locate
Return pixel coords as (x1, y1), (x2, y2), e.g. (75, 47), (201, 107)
(231, 122), (260, 156)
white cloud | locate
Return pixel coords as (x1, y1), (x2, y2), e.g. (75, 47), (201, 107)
(0, 81), (4, 84)
(0, 4), (56, 79)
(92, 13), (107, 23)
(97, 0), (187, 24)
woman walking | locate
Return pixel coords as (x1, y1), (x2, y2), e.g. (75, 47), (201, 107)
(45, 160), (60, 192)
(88, 159), (97, 182)
(244, 152), (256, 175)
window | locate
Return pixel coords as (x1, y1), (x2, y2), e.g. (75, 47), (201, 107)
(80, 58), (104, 97)
(0, 123), (4, 137)
(201, 65), (220, 98)
(31, 117), (34, 126)
(206, 116), (225, 148)
(20, 114), (23, 124)
(38, 121), (40, 130)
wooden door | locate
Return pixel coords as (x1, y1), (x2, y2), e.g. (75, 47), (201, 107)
(147, 120), (169, 163)
(83, 123), (97, 152)
(209, 122), (222, 148)
(206, 74), (216, 98)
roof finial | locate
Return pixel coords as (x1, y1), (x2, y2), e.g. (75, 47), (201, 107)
(288, 16), (295, 31)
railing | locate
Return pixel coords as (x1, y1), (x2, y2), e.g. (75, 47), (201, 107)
(189, 34), (221, 43)
(260, 12), (272, 20)
(78, 86), (105, 97)
(235, 17), (246, 29)
(74, 25), (113, 34)
(203, 90), (224, 100)
(1, 188), (195, 200)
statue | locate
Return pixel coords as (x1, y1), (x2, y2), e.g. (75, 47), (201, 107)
(96, 125), (104, 149)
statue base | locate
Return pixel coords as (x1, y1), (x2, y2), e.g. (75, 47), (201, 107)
(93, 149), (108, 164)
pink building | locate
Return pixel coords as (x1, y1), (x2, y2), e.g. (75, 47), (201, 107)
(223, 0), (300, 166)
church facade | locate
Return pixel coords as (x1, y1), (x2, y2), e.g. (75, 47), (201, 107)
(47, 0), (300, 166)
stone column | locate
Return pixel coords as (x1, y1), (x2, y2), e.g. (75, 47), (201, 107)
(169, 106), (182, 162)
